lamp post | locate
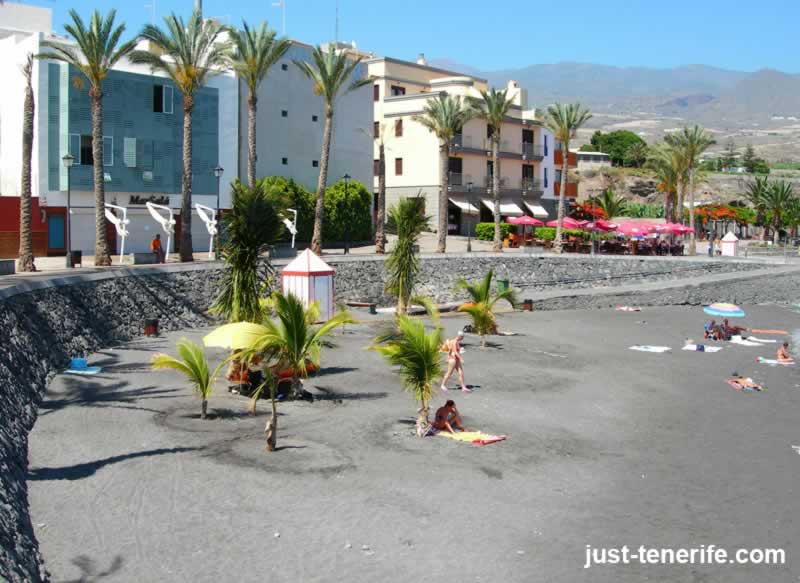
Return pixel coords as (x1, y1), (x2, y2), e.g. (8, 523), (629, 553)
(213, 165), (224, 260)
(343, 173), (351, 254)
(466, 181), (474, 252)
(62, 154), (75, 267)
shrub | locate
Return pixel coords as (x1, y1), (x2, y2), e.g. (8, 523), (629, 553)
(622, 202), (665, 218)
(323, 179), (373, 242)
(534, 227), (590, 241)
(475, 222), (512, 241)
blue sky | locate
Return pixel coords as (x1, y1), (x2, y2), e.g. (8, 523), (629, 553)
(33, 0), (800, 73)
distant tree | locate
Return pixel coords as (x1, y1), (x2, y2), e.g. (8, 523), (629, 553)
(590, 130), (645, 166)
(762, 181), (796, 244)
(721, 140), (738, 170)
(624, 141), (649, 168)
(750, 158), (770, 175)
(743, 175), (770, 241)
(578, 144), (595, 152)
(742, 143), (756, 172)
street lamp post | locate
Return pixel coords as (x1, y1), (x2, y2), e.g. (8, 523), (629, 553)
(62, 154), (75, 268)
(466, 181), (474, 253)
(343, 173), (351, 254)
(213, 165), (224, 260)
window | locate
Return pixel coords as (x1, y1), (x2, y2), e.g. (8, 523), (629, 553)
(544, 135), (549, 156)
(390, 85), (405, 96)
(486, 160), (493, 177)
(544, 167), (548, 188)
(281, 63), (288, 71)
(395, 119), (403, 137)
(79, 135), (93, 166)
(373, 121), (380, 138)
(123, 137), (136, 167)
(282, 157), (288, 165)
(373, 84), (380, 101)
(153, 85), (173, 114)
(555, 169), (562, 183)
(103, 136), (113, 166)
(373, 159), (380, 175)
(312, 114), (318, 122)
(281, 110), (288, 117)
(70, 134), (113, 166)
(312, 160), (319, 168)
(395, 157), (403, 176)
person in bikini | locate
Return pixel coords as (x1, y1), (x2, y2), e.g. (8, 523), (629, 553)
(777, 341), (794, 363)
(440, 331), (471, 393)
(432, 400), (467, 434)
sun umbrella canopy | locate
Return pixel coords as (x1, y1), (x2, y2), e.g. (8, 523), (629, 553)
(656, 223), (694, 235)
(203, 322), (270, 350)
(616, 221), (658, 236)
(546, 217), (585, 229)
(586, 219), (618, 232)
(703, 303), (746, 318)
(508, 215), (545, 226)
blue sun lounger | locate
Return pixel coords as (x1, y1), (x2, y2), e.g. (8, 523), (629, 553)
(65, 358), (102, 375)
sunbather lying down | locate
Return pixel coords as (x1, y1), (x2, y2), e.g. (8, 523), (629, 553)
(728, 375), (765, 392)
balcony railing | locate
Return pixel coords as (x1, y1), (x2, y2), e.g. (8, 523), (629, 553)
(483, 175), (509, 188)
(522, 143), (544, 159)
(449, 135), (519, 155)
(447, 172), (476, 192)
(521, 178), (543, 192)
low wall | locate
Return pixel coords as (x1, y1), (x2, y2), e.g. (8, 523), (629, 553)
(0, 254), (779, 581)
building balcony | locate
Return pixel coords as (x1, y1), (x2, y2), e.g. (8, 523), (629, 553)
(449, 135), (523, 158)
(447, 172), (477, 192)
(522, 143), (544, 160)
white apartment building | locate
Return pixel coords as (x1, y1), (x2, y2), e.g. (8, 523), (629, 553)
(367, 54), (557, 236)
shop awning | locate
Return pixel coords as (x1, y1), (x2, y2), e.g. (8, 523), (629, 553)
(523, 202), (549, 218)
(448, 198), (479, 215)
(481, 199), (523, 216)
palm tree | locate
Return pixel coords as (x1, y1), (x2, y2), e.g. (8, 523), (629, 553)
(666, 125), (715, 253)
(646, 142), (686, 223)
(413, 94), (475, 253)
(544, 103), (592, 253)
(593, 189), (627, 219)
(467, 88), (516, 251)
(131, 10), (229, 262)
(17, 54), (36, 272)
(227, 21), (290, 188)
(374, 123), (388, 254)
(744, 175), (770, 241)
(625, 141), (649, 168)
(762, 181), (796, 244)
(152, 339), (224, 419)
(385, 196), (430, 314)
(212, 181), (284, 323)
(456, 268), (517, 348)
(371, 304), (443, 437)
(248, 292), (354, 401)
(39, 10), (137, 267)
(294, 45), (370, 255)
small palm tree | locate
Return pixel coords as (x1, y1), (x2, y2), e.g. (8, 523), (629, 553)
(744, 175), (770, 241)
(212, 181), (284, 323)
(248, 292), (355, 401)
(131, 10), (230, 262)
(385, 196), (430, 315)
(248, 373), (280, 451)
(39, 10), (137, 266)
(152, 339), (225, 419)
(763, 181), (796, 244)
(294, 45), (371, 255)
(646, 142), (687, 223)
(456, 268), (517, 348)
(413, 94), (475, 253)
(665, 125), (715, 253)
(625, 141), (649, 168)
(371, 305), (443, 437)
(593, 189), (627, 219)
(468, 88), (516, 251)
(17, 54), (36, 272)
(227, 21), (290, 188)
(544, 103), (592, 253)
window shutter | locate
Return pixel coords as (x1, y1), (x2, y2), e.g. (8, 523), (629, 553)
(164, 86), (174, 114)
(124, 137), (137, 167)
(103, 137), (114, 166)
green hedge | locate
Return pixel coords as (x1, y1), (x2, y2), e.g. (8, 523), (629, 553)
(475, 222), (512, 241)
(534, 227), (592, 241)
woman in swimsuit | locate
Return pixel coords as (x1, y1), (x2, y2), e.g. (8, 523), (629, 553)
(440, 331), (471, 393)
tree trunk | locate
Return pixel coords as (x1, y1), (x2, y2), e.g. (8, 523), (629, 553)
(553, 143), (569, 254)
(311, 105), (333, 255)
(664, 190), (675, 224)
(247, 92), (257, 188)
(676, 175), (685, 225)
(688, 166), (697, 255)
(492, 137), (502, 252)
(773, 222), (780, 245)
(290, 373), (307, 400)
(18, 56), (35, 272)
(90, 90), (111, 266)
(375, 143), (386, 254)
(201, 398), (208, 420)
(180, 95), (195, 262)
(415, 398), (430, 437)
(437, 142), (449, 253)
(481, 334), (487, 348)
(265, 394), (277, 452)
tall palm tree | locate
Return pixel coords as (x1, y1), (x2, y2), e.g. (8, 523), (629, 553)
(467, 88), (516, 251)
(374, 123), (388, 254)
(152, 339), (225, 419)
(227, 21), (290, 188)
(17, 54), (36, 272)
(625, 141), (649, 168)
(544, 103), (592, 253)
(456, 268), (517, 348)
(762, 181), (796, 244)
(666, 125), (715, 254)
(248, 292), (354, 401)
(371, 304), (443, 437)
(744, 175), (770, 241)
(413, 94), (475, 253)
(131, 10), (229, 262)
(385, 196), (430, 314)
(294, 45), (370, 254)
(39, 10), (137, 266)
(646, 142), (686, 223)
(211, 181), (284, 323)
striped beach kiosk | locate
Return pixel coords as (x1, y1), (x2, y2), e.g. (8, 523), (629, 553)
(281, 249), (335, 322)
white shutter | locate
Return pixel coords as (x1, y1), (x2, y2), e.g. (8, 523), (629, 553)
(124, 137), (137, 167)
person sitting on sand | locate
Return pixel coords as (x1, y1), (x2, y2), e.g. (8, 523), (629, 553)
(440, 331), (470, 393)
(704, 320), (716, 340)
(777, 341), (794, 363)
(723, 318), (747, 338)
(432, 400), (467, 434)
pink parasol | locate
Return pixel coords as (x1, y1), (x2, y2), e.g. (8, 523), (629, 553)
(508, 215), (545, 226)
(546, 217), (586, 229)
(656, 223), (695, 235)
(586, 218), (618, 232)
(616, 221), (658, 236)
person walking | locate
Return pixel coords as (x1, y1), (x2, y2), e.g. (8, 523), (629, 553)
(440, 331), (471, 393)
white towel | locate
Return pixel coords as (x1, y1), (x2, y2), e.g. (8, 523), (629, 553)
(748, 336), (777, 343)
(682, 345), (723, 353)
(629, 345), (671, 353)
(730, 336), (762, 347)
(757, 357), (795, 366)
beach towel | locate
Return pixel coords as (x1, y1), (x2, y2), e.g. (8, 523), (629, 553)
(436, 431), (507, 446)
(748, 337), (777, 343)
(629, 345), (671, 353)
(757, 357), (795, 366)
(751, 329), (789, 335)
(729, 336), (761, 347)
(682, 344), (722, 353)
(616, 306), (642, 312)
(727, 378), (764, 392)
(65, 358), (102, 375)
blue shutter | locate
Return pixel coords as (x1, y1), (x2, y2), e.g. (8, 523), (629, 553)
(103, 136), (113, 166)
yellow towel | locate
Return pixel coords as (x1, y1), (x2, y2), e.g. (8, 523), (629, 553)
(437, 431), (506, 445)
